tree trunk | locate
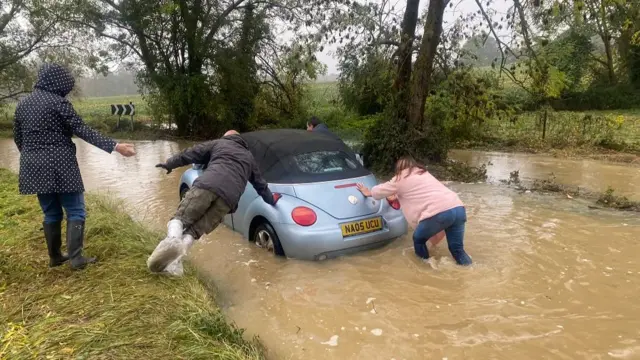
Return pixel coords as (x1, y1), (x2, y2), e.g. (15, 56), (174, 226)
(407, 0), (447, 127)
(393, 0), (421, 119)
(603, 35), (616, 84)
(597, 0), (616, 84)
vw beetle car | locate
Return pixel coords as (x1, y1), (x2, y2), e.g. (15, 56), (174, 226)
(179, 129), (408, 260)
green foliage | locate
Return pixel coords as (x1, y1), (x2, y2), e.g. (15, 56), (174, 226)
(627, 42), (640, 87)
(251, 43), (325, 129)
(139, 72), (221, 137)
(425, 68), (516, 142)
(362, 107), (449, 173)
(361, 110), (409, 173)
(217, 4), (265, 133)
(456, 109), (640, 153)
(553, 83), (640, 111)
(337, 53), (394, 116)
(78, 0), (338, 137)
(542, 30), (594, 92)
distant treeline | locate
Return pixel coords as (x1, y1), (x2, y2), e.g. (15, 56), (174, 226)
(75, 72), (339, 99)
(76, 72), (140, 98)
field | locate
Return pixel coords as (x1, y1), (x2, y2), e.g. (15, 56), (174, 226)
(1, 81), (639, 155)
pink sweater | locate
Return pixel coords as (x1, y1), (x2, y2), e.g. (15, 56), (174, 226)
(371, 168), (464, 228)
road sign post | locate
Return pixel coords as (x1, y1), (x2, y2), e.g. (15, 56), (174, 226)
(110, 102), (136, 131)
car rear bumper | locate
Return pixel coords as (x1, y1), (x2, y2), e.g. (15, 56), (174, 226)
(273, 213), (408, 260)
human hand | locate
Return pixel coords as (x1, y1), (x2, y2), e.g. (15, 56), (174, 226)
(386, 194), (398, 202)
(115, 143), (136, 157)
(356, 183), (372, 197)
(156, 163), (172, 174)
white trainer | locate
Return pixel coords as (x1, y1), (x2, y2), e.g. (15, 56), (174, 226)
(147, 236), (183, 273)
(159, 234), (196, 277)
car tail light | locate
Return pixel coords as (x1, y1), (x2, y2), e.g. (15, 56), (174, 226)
(273, 192), (282, 204)
(387, 198), (401, 210)
(291, 206), (317, 226)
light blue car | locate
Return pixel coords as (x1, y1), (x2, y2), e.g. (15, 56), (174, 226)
(179, 129), (408, 260)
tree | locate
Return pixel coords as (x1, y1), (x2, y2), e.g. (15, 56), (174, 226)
(69, 0), (343, 137)
(337, 52), (394, 116)
(324, 0), (454, 168)
(0, 0), (74, 102)
(253, 41), (326, 127)
(406, 0), (448, 129)
(217, 3), (265, 132)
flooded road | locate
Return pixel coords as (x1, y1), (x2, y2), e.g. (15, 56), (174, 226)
(1, 138), (640, 359)
(450, 149), (640, 200)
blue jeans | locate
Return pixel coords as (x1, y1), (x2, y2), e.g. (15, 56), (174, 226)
(413, 206), (472, 266)
(37, 192), (86, 224)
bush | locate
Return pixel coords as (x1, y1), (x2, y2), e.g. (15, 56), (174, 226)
(426, 69), (516, 143)
(362, 108), (449, 173)
(552, 84), (640, 111)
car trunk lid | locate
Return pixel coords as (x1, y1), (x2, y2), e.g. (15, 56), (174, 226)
(292, 176), (382, 220)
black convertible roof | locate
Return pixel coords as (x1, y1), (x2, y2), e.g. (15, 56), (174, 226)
(239, 129), (370, 183)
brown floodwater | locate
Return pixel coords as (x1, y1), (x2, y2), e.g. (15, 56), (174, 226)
(1, 139), (639, 360)
(450, 149), (640, 201)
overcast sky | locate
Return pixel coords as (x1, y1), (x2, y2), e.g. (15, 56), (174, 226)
(317, 0), (511, 74)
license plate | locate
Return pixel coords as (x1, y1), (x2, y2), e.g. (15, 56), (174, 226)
(340, 217), (383, 237)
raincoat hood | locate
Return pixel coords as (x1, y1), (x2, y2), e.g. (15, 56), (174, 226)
(222, 134), (249, 149)
(34, 63), (75, 97)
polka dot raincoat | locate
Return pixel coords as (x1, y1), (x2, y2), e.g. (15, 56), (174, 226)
(13, 63), (117, 195)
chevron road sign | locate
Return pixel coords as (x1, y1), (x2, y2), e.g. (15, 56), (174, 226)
(110, 102), (135, 130)
(110, 103), (135, 116)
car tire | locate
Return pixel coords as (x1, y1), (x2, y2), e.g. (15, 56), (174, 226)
(253, 222), (286, 257)
(180, 186), (189, 201)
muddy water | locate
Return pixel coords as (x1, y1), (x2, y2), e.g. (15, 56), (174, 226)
(450, 149), (640, 200)
(1, 139), (639, 359)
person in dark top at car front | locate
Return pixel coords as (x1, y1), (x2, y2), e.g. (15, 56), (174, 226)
(306, 116), (340, 140)
(148, 130), (276, 276)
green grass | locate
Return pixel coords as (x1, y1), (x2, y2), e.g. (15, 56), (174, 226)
(0, 169), (264, 360)
(455, 109), (640, 156)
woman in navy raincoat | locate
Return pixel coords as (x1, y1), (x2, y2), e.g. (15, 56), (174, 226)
(13, 63), (136, 270)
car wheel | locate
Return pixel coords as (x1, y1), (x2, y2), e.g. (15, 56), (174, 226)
(253, 222), (285, 257)
(180, 186), (188, 200)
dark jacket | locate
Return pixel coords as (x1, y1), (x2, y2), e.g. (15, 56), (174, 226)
(13, 63), (117, 195)
(165, 134), (274, 211)
(312, 123), (340, 140)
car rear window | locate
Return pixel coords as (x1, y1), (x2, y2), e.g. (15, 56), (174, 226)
(292, 151), (361, 174)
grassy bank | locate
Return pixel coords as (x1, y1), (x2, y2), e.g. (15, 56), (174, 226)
(0, 169), (264, 359)
(453, 109), (640, 155)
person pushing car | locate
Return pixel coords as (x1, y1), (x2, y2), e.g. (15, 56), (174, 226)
(148, 130), (276, 275)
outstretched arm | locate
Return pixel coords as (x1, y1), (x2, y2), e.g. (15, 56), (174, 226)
(162, 141), (214, 172)
(249, 161), (275, 205)
(357, 179), (398, 200)
(58, 99), (117, 153)
(370, 180), (399, 200)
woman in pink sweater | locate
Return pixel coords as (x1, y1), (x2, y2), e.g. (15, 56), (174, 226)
(357, 156), (472, 266)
